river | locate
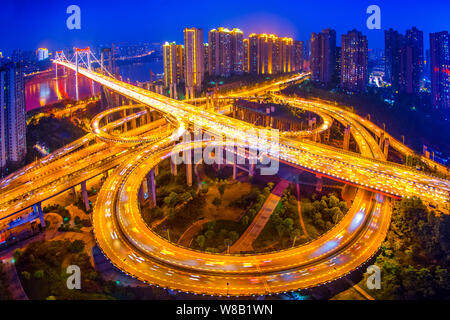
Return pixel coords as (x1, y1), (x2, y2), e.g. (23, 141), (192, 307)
(25, 60), (163, 112)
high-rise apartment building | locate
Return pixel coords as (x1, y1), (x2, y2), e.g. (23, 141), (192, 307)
(385, 28), (402, 85)
(310, 28), (336, 84)
(385, 27), (424, 94)
(243, 38), (249, 73)
(293, 40), (304, 72)
(248, 34), (259, 74)
(0, 62), (27, 170)
(406, 27), (424, 79)
(183, 28), (204, 97)
(247, 33), (293, 75)
(341, 29), (368, 92)
(208, 28), (243, 77)
(430, 31), (450, 111)
(163, 42), (184, 88)
(37, 48), (49, 61)
(230, 28), (244, 75)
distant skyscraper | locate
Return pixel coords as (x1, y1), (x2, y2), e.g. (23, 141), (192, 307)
(341, 29), (368, 92)
(248, 34), (258, 74)
(247, 33), (293, 75)
(278, 37), (293, 73)
(385, 27), (423, 94)
(335, 46), (341, 84)
(163, 42), (184, 87)
(293, 40), (304, 72)
(230, 28), (244, 75)
(385, 28), (402, 85)
(203, 43), (209, 76)
(310, 28), (336, 84)
(37, 48), (49, 61)
(208, 28), (243, 77)
(183, 28), (204, 97)
(430, 31), (450, 110)
(406, 27), (424, 79)
(243, 38), (249, 73)
(0, 62), (27, 169)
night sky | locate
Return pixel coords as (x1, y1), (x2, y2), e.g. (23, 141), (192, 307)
(1, 0), (449, 54)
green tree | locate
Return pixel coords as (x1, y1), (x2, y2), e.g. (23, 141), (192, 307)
(196, 235), (206, 249)
(68, 240), (85, 253)
(21, 271), (31, 280)
(228, 231), (239, 243)
(164, 192), (179, 208)
(34, 270), (44, 279)
(224, 238), (233, 247)
(241, 216), (249, 227)
(205, 230), (216, 240)
(212, 197), (222, 209)
(218, 181), (227, 198)
(290, 229), (302, 241)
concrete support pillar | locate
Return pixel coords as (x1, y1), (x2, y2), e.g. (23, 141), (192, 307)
(170, 160), (177, 176)
(138, 184), (145, 203)
(131, 118), (137, 130)
(147, 169), (156, 207)
(187, 162), (193, 187)
(383, 138), (390, 158)
(315, 175), (323, 192)
(232, 149), (238, 180)
(81, 181), (90, 212)
(379, 132), (385, 148)
(34, 202), (46, 228)
(72, 186), (77, 201)
(249, 163), (255, 177)
(343, 125), (351, 150)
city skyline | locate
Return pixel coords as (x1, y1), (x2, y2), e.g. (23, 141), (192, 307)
(1, 0), (450, 54)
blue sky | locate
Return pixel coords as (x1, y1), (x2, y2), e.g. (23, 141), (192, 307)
(0, 0), (449, 53)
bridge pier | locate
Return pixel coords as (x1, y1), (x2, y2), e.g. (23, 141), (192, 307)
(383, 138), (390, 158)
(232, 149), (238, 180)
(315, 175), (323, 192)
(138, 184), (145, 203)
(379, 131), (385, 148)
(187, 162), (193, 187)
(249, 163), (256, 178)
(33, 202), (46, 228)
(147, 169), (156, 207)
(81, 181), (90, 212)
(170, 160), (177, 176)
(72, 186), (77, 202)
(343, 125), (350, 150)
